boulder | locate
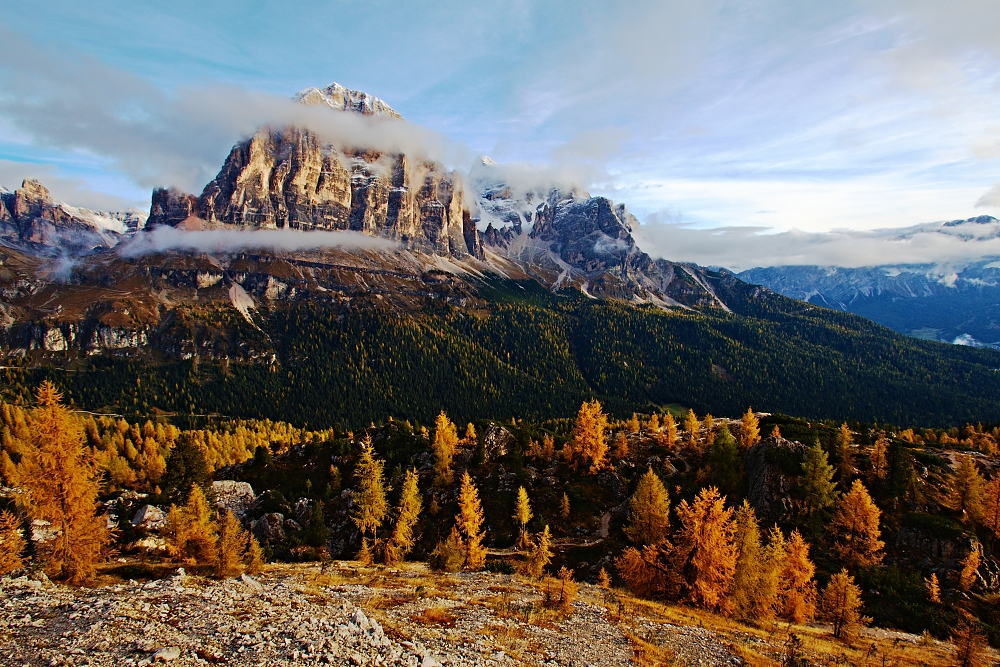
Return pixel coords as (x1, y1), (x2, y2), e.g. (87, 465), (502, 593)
(212, 480), (256, 518)
(481, 423), (515, 462)
(251, 513), (285, 543)
(131, 504), (167, 531)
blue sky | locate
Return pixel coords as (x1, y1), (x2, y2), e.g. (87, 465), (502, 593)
(2, 0), (1000, 239)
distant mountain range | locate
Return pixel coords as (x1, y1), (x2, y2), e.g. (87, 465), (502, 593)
(739, 230), (1000, 349)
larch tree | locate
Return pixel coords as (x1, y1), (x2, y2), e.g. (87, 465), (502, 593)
(959, 547), (980, 592)
(953, 613), (989, 667)
(0, 509), (26, 575)
(245, 534), (265, 575)
(949, 456), (986, 524)
(14, 382), (110, 583)
(180, 484), (219, 565)
(456, 471), (486, 570)
(820, 569), (869, 640)
(800, 441), (837, 517)
(730, 501), (765, 621)
(770, 425), (782, 439)
(673, 486), (738, 611)
(560, 493), (571, 521)
(351, 439), (388, 561)
(569, 400), (609, 473)
(463, 423), (477, 444)
(984, 475), (1000, 541)
(432, 412), (459, 486)
(870, 433), (889, 480)
(215, 510), (250, 578)
(780, 529), (817, 623)
(835, 424), (855, 487)
(627, 413), (641, 434)
(646, 412), (660, 432)
(513, 486), (533, 549)
(624, 467), (671, 547)
(385, 468), (422, 566)
(684, 409), (700, 451)
(663, 413), (678, 450)
(830, 479), (884, 570)
(925, 573), (941, 603)
(526, 524), (553, 577)
(613, 432), (629, 460)
(740, 408), (760, 450)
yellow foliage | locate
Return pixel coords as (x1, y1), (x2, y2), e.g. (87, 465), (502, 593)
(513, 486), (533, 549)
(568, 400), (609, 473)
(830, 479), (884, 570)
(215, 510), (249, 578)
(0, 509), (27, 575)
(820, 569), (869, 641)
(526, 524), (553, 577)
(673, 487), (737, 611)
(624, 467), (670, 547)
(781, 530), (818, 623)
(385, 469), (422, 566)
(871, 433), (889, 480)
(740, 408), (760, 450)
(959, 547), (980, 592)
(456, 471), (486, 570)
(432, 411), (458, 486)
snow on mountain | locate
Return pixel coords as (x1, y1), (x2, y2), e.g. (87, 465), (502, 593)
(294, 82), (402, 119)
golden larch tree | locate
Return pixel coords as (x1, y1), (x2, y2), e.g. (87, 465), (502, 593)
(385, 468), (422, 566)
(646, 412), (660, 432)
(953, 612), (989, 667)
(780, 529), (817, 623)
(215, 510), (249, 578)
(245, 534), (265, 575)
(626, 413), (641, 434)
(175, 484), (219, 565)
(14, 382), (110, 583)
(612, 432), (629, 460)
(820, 569), (869, 640)
(870, 433), (889, 480)
(526, 524), (553, 577)
(983, 475), (1000, 541)
(730, 501), (786, 622)
(959, 547), (980, 592)
(597, 567), (611, 589)
(950, 456), (985, 524)
(770, 425), (782, 439)
(432, 412), (458, 485)
(351, 439), (388, 560)
(663, 413), (678, 450)
(739, 408), (760, 450)
(569, 400), (609, 473)
(0, 509), (27, 575)
(830, 479), (884, 570)
(702, 414), (716, 447)
(560, 492), (571, 521)
(925, 573), (941, 603)
(624, 467), (671, 547)
(513, 486), (533, 549)
(673, 486), (738, 611)
(456, 471), (486, 570)
(463, 422), (477, 444)
(684, 409), (700, 450)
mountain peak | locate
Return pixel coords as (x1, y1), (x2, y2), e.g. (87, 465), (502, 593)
(294, 82), (402, 119)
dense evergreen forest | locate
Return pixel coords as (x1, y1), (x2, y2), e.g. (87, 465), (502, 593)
(2, 279), (999, 429)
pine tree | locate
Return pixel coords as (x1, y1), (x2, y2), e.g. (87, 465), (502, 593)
(925, 573), (941, 603)
(526, 524), (553, 577)
(830, 479), (884, 570)
(684, 409), (700, 450)
(624, 467), (671, 546)
(673, 487), (738, 611)
(560, 493), (571, 521)
(959, 547), (980, 592)
(569, 400), (609, 473)
(800, 441), (837, 516)
(835, 424), (855, 486)
(708, 424), (742, 495)
(385, 469), (422, 566)
(663, 413), (678, 450)
(456, 471), (486, 570)
(984, 475), (1000, 541)
(513, 486), (533, 549)
(215, 510), (249, 578)
(0, 509), (26, 575)
(13, 382), (110, 583)
(351, 439), (388, 555)
(950, 456), (986, 524)
(870, 433), (889, 480)
(160, 432), (210, 505)
(740, 408), (760, 450)
(820, 569), (869, 640)
(432, 412), (458, 485)
(780, 529), (817, 623)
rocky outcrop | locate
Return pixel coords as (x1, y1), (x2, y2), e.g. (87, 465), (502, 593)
(744, 436), (807, 525)
(211, 480), (256, 518)
(147, 187), (199, 228)
(0, 180), (115, 251)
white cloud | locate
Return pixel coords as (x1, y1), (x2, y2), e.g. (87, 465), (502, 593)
(118, 226), (399, 257)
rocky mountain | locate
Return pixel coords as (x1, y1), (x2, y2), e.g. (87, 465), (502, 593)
(739, 222), (1000, 348)
(0, 179), (145, 253)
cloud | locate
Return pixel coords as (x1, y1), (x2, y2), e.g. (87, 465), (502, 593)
(633, 216), (1000, 272)
(118, 226), (399, 258)
(0, 27), (463, 195)
(976, 182), (1000, 208)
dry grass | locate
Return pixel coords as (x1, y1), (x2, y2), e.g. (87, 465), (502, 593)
(623, 628), (680, 667)
(410, 606), (457, 627)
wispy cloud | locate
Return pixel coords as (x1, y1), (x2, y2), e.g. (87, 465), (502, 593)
(118, 226), (399, 257)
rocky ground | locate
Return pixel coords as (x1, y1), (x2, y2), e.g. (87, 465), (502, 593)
(0, 563), (987, 667)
